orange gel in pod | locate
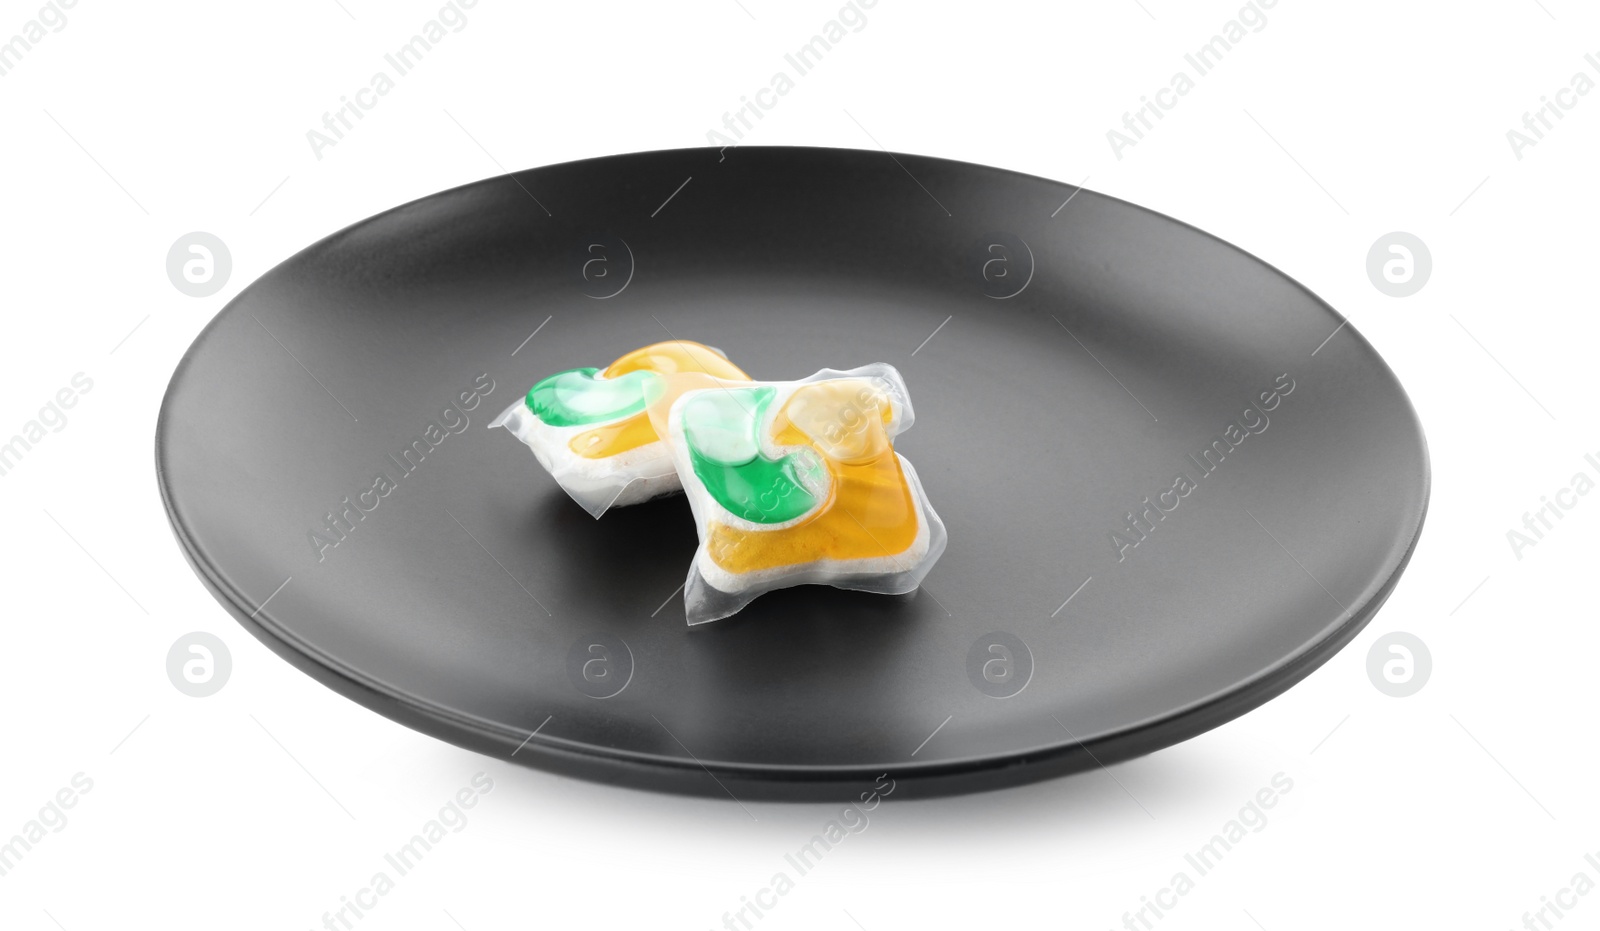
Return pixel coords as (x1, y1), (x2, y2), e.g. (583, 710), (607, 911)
(568, 341), (749, 459)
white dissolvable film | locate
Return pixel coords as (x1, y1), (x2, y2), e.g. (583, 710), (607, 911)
(490, 341), (745, 518)
(655, 363), (947, 625)
(490, 396), (679, 518)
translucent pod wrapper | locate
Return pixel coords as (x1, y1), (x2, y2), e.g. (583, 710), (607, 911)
(649, 363), (947, 625)
(491, 340), (748, 518)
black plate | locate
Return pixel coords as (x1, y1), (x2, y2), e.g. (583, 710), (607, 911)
(157, 146), (1428, 800)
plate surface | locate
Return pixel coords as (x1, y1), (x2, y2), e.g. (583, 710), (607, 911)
(157, 146), (1428, 800)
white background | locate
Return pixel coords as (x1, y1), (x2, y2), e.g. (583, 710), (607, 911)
(2, 1), (1597, 928)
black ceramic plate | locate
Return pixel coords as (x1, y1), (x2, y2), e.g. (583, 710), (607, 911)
(157, 146), (1428, 800)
